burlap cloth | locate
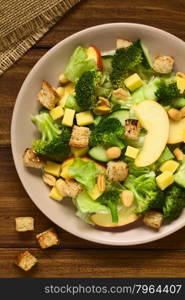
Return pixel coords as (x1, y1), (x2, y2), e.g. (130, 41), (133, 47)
(0, 0), (81, 76)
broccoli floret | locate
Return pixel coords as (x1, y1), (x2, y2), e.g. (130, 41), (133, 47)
(125, 172), (164, 214)
(155, 81), (181, 105)
(31, 110), (71, 162)
(163, 184), (185, 221)
(97, 190), (120, 223)
(90, 118), (125, 149)
(110, 40), (143, 88)
(125, 157), (156, 177)
(75, 70), (102, 110)
(171, 97), (185, 108)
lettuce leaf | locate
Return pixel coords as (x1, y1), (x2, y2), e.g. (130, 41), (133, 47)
(64, 46), (97, 83)
(125, 172), (164, 214)
(68, 158), (97, 190)
(157, 146), (174, 165)
(64, 94), (81, 112)
(76, 191), (109, 214)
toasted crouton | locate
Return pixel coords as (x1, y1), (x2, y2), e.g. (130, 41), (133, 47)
(15, 217), (34, 232)
(23, 149), (46, 169)
(143, 211), (164, 229)
(125, 119), (140, 140)
(153, 55), (174, 74)
(16, 251), (37, 271)
(38, 81), (60, 110)
(56, 179), (83, 199)
(116, 38), (133, 49)
(69, 125), (90, 148)
(106, 161), (128, 181)
(36, 228), (60, 249)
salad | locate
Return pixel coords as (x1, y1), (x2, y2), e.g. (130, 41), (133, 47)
(23, 37), (185, 231)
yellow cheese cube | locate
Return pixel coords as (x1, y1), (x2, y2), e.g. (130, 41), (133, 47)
(87, 184), (103, 200)
(160, 160), (179, 174)
(60, 165), (72, 179)
(44, 161), (61, 177)
(50, 106), (64, 120)
(55, 178), (65, 194)
(76, 111), (94, 126)
(71, 147), (89, 158)
(156, 171), (174, 190)
(59, 97), (67, 108)
(176, 74), (185, 94)
(60, 158), (75, 179)
(124, 73), (143, 91)
(61, 158), (74, 169)
(49, 186), (63, 201)
(56, 87), (65, 98)
(60, 158), (74, 179)
(59, 83), (75, 107)
(125, 146), (139, 159)
(62, 108), (75, 127)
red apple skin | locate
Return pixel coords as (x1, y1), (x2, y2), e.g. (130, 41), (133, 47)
(92, 46), (103, 71)
(87, 46), (103, 71)
(94, 217), (142, 232)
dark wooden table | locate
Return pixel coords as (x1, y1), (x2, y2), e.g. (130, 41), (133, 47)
(1, 0), (185, 278)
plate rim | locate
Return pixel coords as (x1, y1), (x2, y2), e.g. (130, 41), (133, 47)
(11, 22), (185, 246)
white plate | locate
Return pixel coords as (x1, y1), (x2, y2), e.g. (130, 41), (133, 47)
(11, 23), (185, 245)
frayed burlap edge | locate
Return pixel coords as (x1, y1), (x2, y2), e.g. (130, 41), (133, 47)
(0, 0), (81, 76)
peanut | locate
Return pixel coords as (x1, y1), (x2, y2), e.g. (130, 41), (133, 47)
(58, 73), (70, 84)
(173, 148), (184, 161)
(106, 147), (121, 159)
(98, 97), (111, 107)
(176, 72), (185, 79)
(97, 175), (106, 192)
(94, 105), (111, 115)
(180, 107), (185, 118)
(121, 190), (134, 207)
(116, 38), (133, 49)
(42, 173), (56, 186)
(168, 108), (182, 121)
(112, 88), (129, 100)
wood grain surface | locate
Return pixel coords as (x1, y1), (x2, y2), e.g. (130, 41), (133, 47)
(1, 0), (185, 278)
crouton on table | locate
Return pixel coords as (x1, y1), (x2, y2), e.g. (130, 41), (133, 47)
(15, 217), (34, 232)
(125, 119), (140, 140)
(143, 211), (164, 229)
(106, 161), (128, 181)
(69, 125), (90, 148)
(56, 179), (83, 199)
(23, 149), (45, 168)
(36, 228), (60, 249)
(153, 55), (174, 74)
(38, 80), (60, 110)
(16, 251), (37, 271)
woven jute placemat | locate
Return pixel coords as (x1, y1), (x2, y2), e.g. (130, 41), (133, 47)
(0, 0), (81, 76)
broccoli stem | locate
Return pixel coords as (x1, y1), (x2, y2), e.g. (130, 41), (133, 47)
(31, 112), (61, 142)
(110, 136), (125, 149)
(107, 201), (118, 223)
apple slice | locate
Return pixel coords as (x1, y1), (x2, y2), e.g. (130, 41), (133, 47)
(86, 46), (103, 71)
(168, 117), (185, 144)
(134, 100), (169, 167)
(91, 205), (140, 230)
